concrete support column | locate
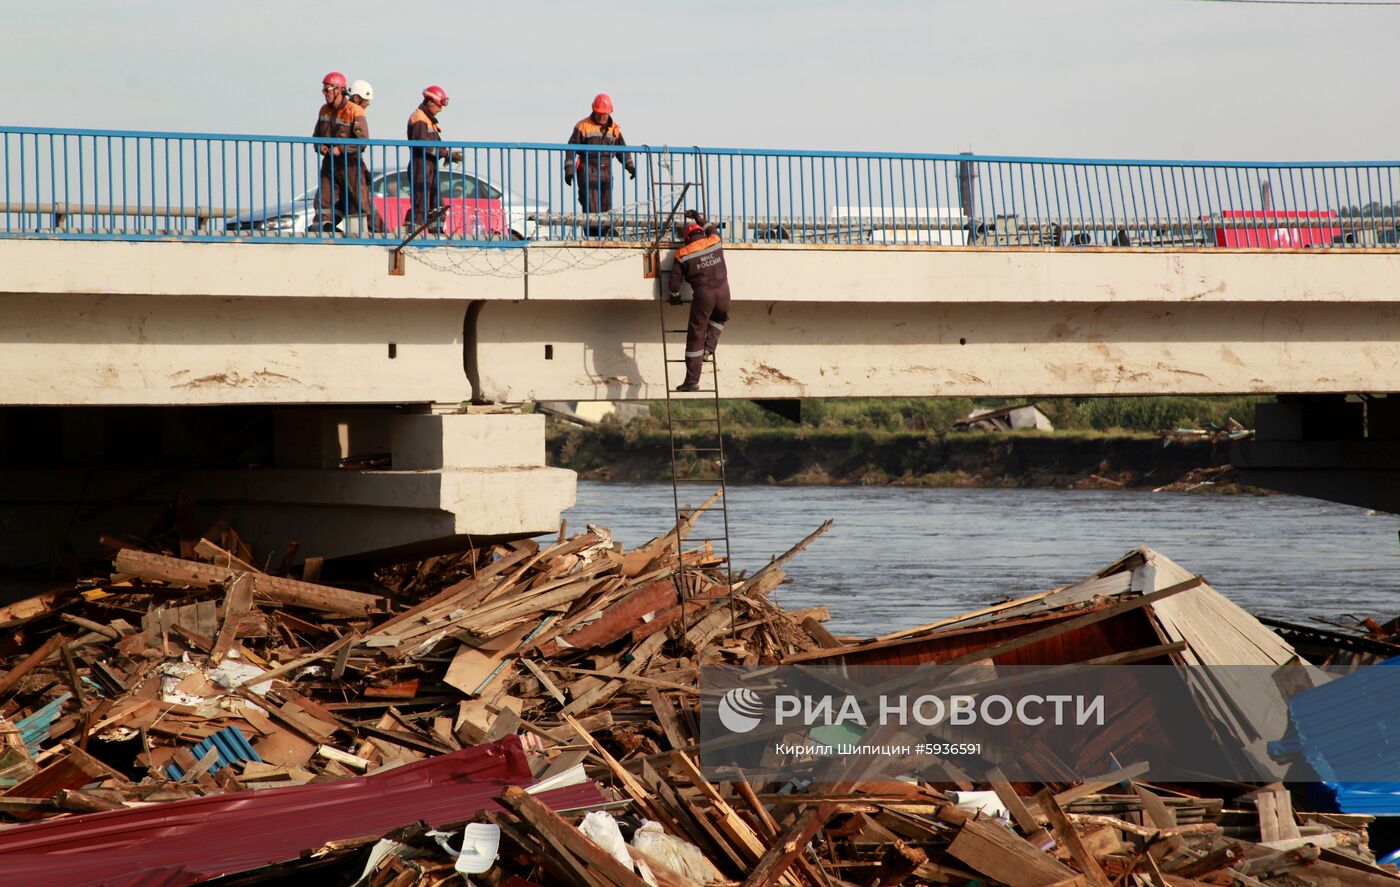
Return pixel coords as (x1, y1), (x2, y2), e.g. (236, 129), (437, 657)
(0, 409), (575, 575)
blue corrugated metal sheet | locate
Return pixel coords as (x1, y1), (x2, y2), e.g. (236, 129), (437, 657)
(15, 693), (71, 752)
(165, 726), (261, 780)
(1272, 657), (1400, 814)
(1326, 783), (1400, 814)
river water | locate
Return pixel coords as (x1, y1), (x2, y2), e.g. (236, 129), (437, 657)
(562, 481), (1400, 637)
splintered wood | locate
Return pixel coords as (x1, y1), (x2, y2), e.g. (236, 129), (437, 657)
(0, 518), (1394, 887)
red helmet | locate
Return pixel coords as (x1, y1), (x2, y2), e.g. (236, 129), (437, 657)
(591, 93), (614, 115)
(322, 71), (347, 90)
(683, 222), (704, 239)
(422, 85), (449, 107)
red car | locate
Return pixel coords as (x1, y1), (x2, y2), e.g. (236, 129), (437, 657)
(369, 168), (510, 238)
(1211, 210), (1342, 248)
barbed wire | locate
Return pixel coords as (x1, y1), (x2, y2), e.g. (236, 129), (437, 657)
(407, 153), (691, 278)
(405, 241), (640, 278)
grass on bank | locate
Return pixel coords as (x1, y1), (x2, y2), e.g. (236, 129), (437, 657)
(570, 395), (1270, 437)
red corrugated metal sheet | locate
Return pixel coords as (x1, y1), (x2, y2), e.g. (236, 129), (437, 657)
(0, 736), (607, 887)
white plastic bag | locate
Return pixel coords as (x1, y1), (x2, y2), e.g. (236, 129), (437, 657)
(580, 811), (641, 874)
(631, 820), (725, 885)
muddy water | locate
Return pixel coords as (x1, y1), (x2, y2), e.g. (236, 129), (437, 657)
(563, 482), (1400, 636)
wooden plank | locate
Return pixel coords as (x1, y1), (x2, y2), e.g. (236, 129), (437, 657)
(647, 688), (689, 751)
(786, 582), (1199, 667)
(947, 817), (1080, 887)
(987, 767), (1050, 840)
(370, 544), (537, 636)
(115, 549), (380, 616)
(0, 633), (68, 699)
(60, 642), (86, 706)
(497, 785), (650, 887)
(669, 751), (772, 869)
(209, 573), (255, 665)
(4, 745), (116, 800)
(551, 665), (697, 694)
(561, 713), (660, 821)
(482, 809), (606, 887)
(518, 658), (566, 706)
(642, 760), (745, 876)
(800, 616), (843, 649)
(937, 578), (1203, 670)
(1257, 788), (1281, 843)
(877, 587), (1060, 642)
(560, 630), (668, 716)
(739, 803), (834, 887)
(1035, 789), (1113, 887)
(1259, 784), (1301, 841)
(254, 632), (358, 684)
(1133, 783), (1178, 830)
(443, 643), (504, 696)
(732, 778), (780, 842)
(193, 537), (260, 572)
(1053, 761), (1151, 806)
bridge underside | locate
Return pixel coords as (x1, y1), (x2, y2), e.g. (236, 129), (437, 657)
(3, 238), (1399, 574)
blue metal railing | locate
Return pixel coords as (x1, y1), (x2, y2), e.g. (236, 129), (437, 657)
(3, 125), (1399, 249)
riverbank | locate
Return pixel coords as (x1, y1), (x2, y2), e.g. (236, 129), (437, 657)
(547, 424), (1251, 491)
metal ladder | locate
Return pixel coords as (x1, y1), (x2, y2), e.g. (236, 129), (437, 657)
(646, 151), (737, 638)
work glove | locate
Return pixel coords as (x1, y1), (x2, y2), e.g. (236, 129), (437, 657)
(564, 172), (574, 186)
(667, 291), (684, 306)
(683, 209), (698, 220)
(627, 167), (636, 181)
(448, 150), (464, 163)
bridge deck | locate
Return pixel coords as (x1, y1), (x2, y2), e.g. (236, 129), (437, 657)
(4, 126), (1400, 405)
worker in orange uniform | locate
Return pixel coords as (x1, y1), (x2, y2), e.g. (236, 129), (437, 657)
(312, 71), (375, 234)
(564, 94), (635, 220)
(407, 85), (463, 232)
(346, 79), (389, 234)
(668, 210), (730, 392)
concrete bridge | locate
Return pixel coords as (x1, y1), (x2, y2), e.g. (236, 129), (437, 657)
(4, 126), (1399, 569)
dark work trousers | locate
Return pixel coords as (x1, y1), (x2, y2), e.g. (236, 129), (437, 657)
(354, 161), (389, 233)
(576, 175), (612, 237)
(683, 286), (731, 385)
(315, 153), (383, 234)
(409, 153), (441, 230)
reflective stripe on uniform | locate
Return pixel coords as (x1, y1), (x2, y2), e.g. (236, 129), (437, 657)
(685, 349), (705, 357)
(573, 118), (621, 142)
(708, 320), (724, 330)
(408, 108), (441, 134)
(677, 240), (722, 264)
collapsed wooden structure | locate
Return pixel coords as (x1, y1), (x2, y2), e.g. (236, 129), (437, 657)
(0, 503), (1396, 886)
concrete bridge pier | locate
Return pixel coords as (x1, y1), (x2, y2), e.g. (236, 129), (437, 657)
(1234, 395), (1400, 514)
(0, 406), (575, 575)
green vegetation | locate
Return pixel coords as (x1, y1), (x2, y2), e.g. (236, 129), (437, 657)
(609, 395), (1269, 435)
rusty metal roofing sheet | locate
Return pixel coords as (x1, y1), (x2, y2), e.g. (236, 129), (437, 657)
(0, 735), (607, 887)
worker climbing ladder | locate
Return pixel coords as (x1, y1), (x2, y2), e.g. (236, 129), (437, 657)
(646, 151), (737, 637)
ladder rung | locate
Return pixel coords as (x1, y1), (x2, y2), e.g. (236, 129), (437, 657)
(673, 389), (716, 394)
(664, 329), (690, 334)
(669, 417), (719, 423)
(676, 448), (724, 453)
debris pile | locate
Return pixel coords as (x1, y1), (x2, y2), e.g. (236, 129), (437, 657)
(0, 506), (1396, 885)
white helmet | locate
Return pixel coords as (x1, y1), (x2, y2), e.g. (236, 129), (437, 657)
(349, 79), (374, 102)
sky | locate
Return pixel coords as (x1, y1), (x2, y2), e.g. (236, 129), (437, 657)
(5, 0), (1398, 161)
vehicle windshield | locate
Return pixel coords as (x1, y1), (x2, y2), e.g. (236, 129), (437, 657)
(371, 171), (502, 200)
